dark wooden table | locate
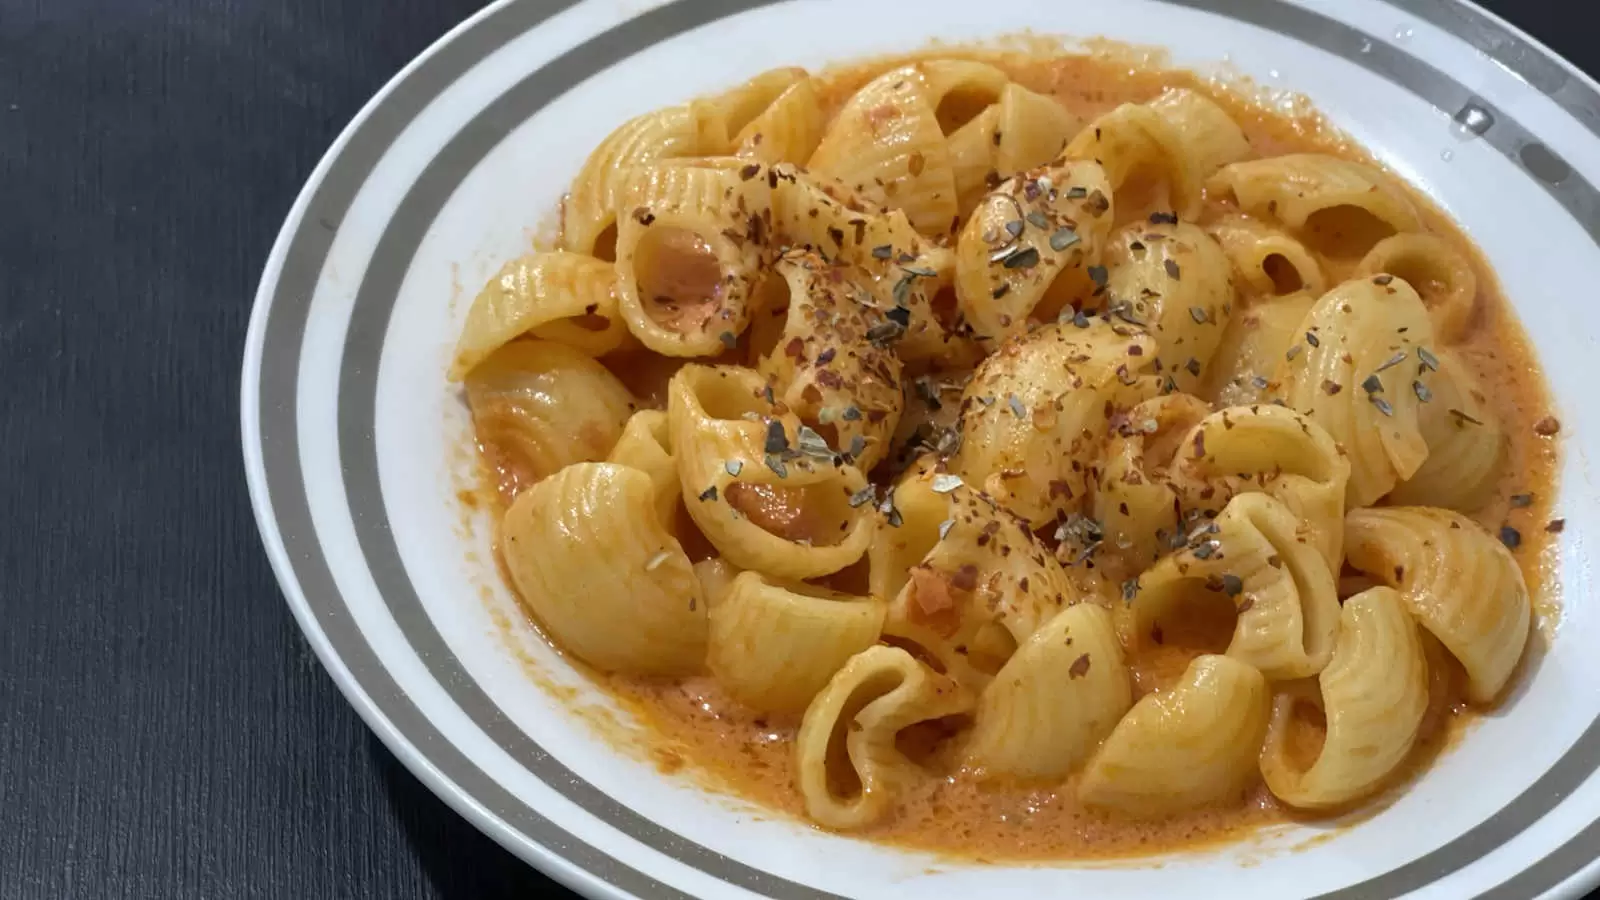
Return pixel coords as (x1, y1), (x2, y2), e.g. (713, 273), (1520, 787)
(0, 1), (1590, 897)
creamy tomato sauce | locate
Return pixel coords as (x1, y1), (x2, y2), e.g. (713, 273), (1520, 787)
(472, 46), (1561, 862)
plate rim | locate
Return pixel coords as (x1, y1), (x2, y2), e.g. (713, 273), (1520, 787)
(240, 1), (1600, 897)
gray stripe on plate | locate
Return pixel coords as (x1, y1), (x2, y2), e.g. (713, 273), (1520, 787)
(252, 0), (1600, 897)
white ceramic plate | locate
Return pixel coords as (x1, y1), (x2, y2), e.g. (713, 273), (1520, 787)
(241, 1), (1600, 897)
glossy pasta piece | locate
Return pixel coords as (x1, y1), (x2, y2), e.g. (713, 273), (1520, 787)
(756, 252), (904, 470)
(1386, 349), (1504, 512)
(1079, 654), (1270, 816)
(1103, 220), (1237, 394)
(1147, 88), (1251, 181)
(563, 104), (721, 258)
(995, 82), (1084, 177)
(501, 463), (706, 674)
(1062, 101), (1200, 221)
(694, 557), (741, 608)
(1274, 277), (1437, 506)
(465, 340), (637, 498)
(449, 252), (629, 379)
(1093, 393), (1212, 567)
(1207, 214), (1326, 300)
(697, 67), (824, 164)
(1167, 404), (1351, 570)
(708, 571), (885, 714)
(1344, 507), (1531, 703)
(963, 603), (1133, 779)
(1260, 587), (1429, 809)
(667, 364), (874, 579)
(605, 409), (678, 526)
(769, 167), (968, 367)
(946, 105), (1003, 217)
(866, 458), (953, 604)
(809, 61), (1008, 234)
(1202, 290), (1315, 407)
(796, 645), (974, 829)
(1209, 155), (1422, 258)
(1121, 493), (1341, 681)
(881, 471), (1077, 691)
(612, 161), (773, 357)
(950, 319), (1157, 526)
(1356, 232), (1478, 345)
(954, 160), (1115, 346)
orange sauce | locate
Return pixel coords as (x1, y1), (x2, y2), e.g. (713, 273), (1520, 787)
(466, 46), (1561, 862)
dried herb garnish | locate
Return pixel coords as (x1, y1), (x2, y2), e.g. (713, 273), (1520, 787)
(1186, 357), (1201, 377)
(871, 244), (893, 260)
(739, 163), (761, 180)
(992, 283), (1010, 299)
(1510, 493), (1534, 508)
(877, 495), (903, 528)
(1050, 227), (1080, 251)
(764, 454), (788, 478)
(1220, 574), (1244, 596)
(1121, 579), (1139, 603)
(866, 319), (905, 346)
(1285, 344), (1302, 362)
(1372, 396), (1395, 417)
(931, 474), (964, 494)
(1088, 265), (1109, 287)
(1322, 380), (1343, 395)
(1362, 374), (1384, 394)
(1164, 258), (1181, 280)
(900, 264), (938, 278)
(796, 425), (833, 459)
(1068, 653), (1091, 679)
(1449, 408), (1484, 426)
(816, 347), (836, 365)
(1072, 309), (1091, 329)
(891, 275), (913, 308)
(1548, 519), (1566, 533)
(1008, 394), (1027, 418)
(1375, 350), (1407, 373)
(841, 405), (862, 422)
(724, 460), (743, 477)
(1192, 540), (1219, 560)
(1305, 330), (1320, 348)
(764, 421), (789, 454)
(1149, 211), (1178, 225)
(848, 435), (866, 459)
(1250, 374), (1270, 391)
(1005, 219), (1025, 238)
(1535, 416), (1561, 436)
(1417, 346), (1440, 372)
(697, 485), (718, 502)
(938, 519), (956, 540)
(1026, 211), (1050, 229)
(914, 376), (942, 410)
(1189, 306), (1208, 324)
(848, 485), (876, 508)
(1066, 186), (1088, 199)
(1003, 247), (1041, 269)
(718, 331), (738, 350)
(1372, 274), (1394, 285)
(1413, 380), (1432, 402)
(886, 305), (912, 328)
(1500, 525), (1522, 550)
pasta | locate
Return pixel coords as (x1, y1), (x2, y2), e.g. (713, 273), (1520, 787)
(456, 48), (1555, 862)
(1344, 507), (1531, 704)
(1259, 587), (1429, 809)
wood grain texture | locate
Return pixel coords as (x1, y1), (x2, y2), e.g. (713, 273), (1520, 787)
(0, 0), (1587, 897)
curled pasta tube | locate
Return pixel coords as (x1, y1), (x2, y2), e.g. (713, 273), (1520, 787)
(1167, 403), (1351, 571)
(1208, 154), (1421, 258)
(1356, 232), (1478, 345)
(953, 159), (1116, 347)
(1120, 492), (1341, 681)
(1102, 220), (1237, 394)
(692, 67), (823, 164)
(1146, 88), (1251, 182)
(756, 252), (904, 471)
(949, 318), (1160, 527)
(708, 571), (885, 714)
(1206, 214), (1326, 301)
(501, 463), (706, 675)
(1061, 102), (1201, 221)
(605, 410), (679, 527)
(1273, 276), (1439, 507)
(667, 364), (874, 580)
(809, 60), (1009, 235)
(796, 645), (974, 830)
(612, 160), (773, 357)
(1093, 393), (1212, 567)
(1202, 290), (1316, 407)
(1260, 586), (1429, 809)
(880, 470), (1076, 692)
(449, 251), (630, 380)
(1386, 348), (1505, 512)
(963, 603), (1133, 779)
(1344, 507), (1530, 704)
(563, 103), (724, 258)
(1079, 654), (1270, 816)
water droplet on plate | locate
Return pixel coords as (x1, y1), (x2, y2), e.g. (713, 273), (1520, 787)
(1452, 102), (1495, 139)
(1394, 26), (1413, 41)
(1359, 39), (1373, 54)
(1268, 68), (1280, 79)
(1440, 149), (1454, 162)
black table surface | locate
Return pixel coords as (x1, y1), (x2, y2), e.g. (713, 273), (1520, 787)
(1, 1), (1593, 897)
